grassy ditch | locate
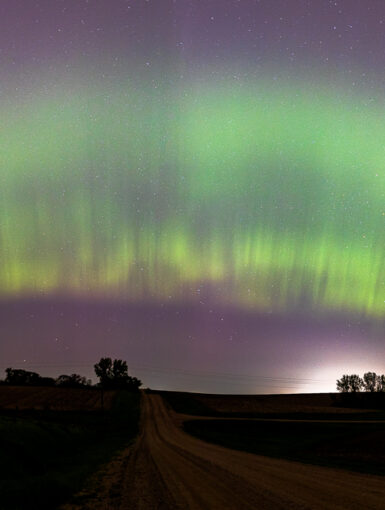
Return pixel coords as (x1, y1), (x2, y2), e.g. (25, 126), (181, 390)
(184, 418), (385, 476)
(0, 390), (140, 510)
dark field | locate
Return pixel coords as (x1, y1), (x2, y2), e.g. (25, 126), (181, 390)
(4, 389), (385, 509)
(0, 386), (117, 411)
(160, 391), (385, 476)
(160, 390), (385, 420)
(0, 389), (140, 510)
(184, 419), (385, 476)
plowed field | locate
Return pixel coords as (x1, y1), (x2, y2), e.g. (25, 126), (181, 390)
(0, 386), (116, 411)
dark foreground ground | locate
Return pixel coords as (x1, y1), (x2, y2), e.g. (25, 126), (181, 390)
(160, 390), (385, 419)
(83, 392), (385, 509)
(161, 390), (385, 476)
(58, 391), (385, 510)
(0, 388), (139, 510)
(183, 418), (385, 476)
(2, 389), (385, 509)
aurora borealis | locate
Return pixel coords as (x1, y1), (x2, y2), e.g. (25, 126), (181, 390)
(0, 0), (384, 392)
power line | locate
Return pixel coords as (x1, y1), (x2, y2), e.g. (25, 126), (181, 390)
(0, 360), (328, 386)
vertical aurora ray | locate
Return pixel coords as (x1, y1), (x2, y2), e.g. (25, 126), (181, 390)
(0, 80), (383, 317)
(1, 0), (385, 393)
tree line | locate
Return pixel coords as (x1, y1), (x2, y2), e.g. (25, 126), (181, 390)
(1, 357), (142, 392)
(336, 372), (385, 393)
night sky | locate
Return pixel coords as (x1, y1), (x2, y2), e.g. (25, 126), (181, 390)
(0, 0), (384, 393)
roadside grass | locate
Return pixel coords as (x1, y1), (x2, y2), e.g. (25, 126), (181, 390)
(0, 390), (140, 510)
(184, 419), (385, 476)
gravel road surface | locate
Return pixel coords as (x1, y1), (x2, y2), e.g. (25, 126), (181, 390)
(117, 393), (385, 509)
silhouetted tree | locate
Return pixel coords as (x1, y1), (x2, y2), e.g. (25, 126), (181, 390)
(336, 374), (363, 392)
(56, 373), (90, 388)
(112, 359), (128, 381)
(336, 375), (350, 392)
(125, 375), (142, 392)
(5, 368), (41, 386)
(94, 357), (113, 387)
(337, 373), (385, 393)
(363, 372), (379, 392)
(377, 375), (385, 392)
(350, 374), (364, 392)
(94, 357), (142, 391)
(38, 376), (56, 387)
(336, 372), (385, 410)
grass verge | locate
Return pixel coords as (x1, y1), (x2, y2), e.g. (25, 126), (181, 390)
(0, 390), (140, 510)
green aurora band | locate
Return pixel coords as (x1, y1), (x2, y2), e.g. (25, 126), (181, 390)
(1, 81), (384, 316)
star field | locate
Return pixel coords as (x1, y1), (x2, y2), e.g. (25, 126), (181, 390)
(0, 0), (383, 392)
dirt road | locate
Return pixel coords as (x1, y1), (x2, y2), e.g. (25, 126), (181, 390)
(115, 393), (385, 509)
